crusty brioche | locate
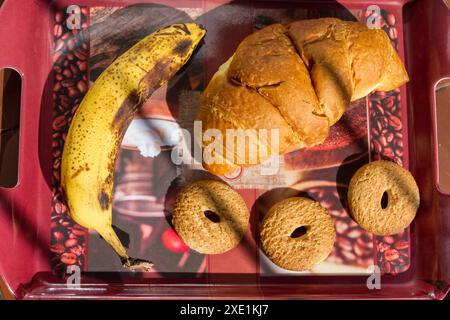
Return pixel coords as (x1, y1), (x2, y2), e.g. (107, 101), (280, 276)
(198, 18), (409, 175)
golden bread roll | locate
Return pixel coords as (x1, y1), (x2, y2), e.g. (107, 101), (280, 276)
(198, 18), (409, 175)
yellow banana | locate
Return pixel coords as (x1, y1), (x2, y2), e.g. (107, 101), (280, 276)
(61, 23), (206, 271)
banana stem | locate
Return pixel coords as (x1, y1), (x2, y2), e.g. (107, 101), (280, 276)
(121, 257), (154, 272)
(97, 226), (153, 271)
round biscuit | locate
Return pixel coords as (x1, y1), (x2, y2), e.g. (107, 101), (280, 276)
(260, 197), (336, 271)
(172, 180), (249, 254)
(348, 160), (420, 235)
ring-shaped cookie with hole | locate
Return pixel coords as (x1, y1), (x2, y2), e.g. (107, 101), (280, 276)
(348, 160), (420, 236)
(172, 180), (250, 254)
(260, 197), (336, 271)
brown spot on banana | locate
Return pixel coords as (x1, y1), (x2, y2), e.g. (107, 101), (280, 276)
(104, 172), (113, 188)
(98, 189), (110, 210)
(173, 39), (193, 56)
(111, 92), (140, 133)
(138, 60), (174, 101)
(70, 163), (90, 179)
(156, 32), (178, 37)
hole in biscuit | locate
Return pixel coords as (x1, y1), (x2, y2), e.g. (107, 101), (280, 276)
(290, 226), (307, 238)
(204, 210), (220, 223)
(381, 191), (389, 209)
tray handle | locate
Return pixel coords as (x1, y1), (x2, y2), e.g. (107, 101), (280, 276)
(427, 0), (450, 298)
(0, 0), (26, 299)
(433, 78), (450, 196)
(0, 0), (26, 72)
(428, 2), (450, 197)
(0, 0), (53, 299)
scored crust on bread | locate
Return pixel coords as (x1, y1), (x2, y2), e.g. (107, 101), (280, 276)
(228, 24), (330, 146)
(199, 58), (299, 174)
(198, 18), (409, 175)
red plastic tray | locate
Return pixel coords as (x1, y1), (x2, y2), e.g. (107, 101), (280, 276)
(0, 0), (449, 299)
